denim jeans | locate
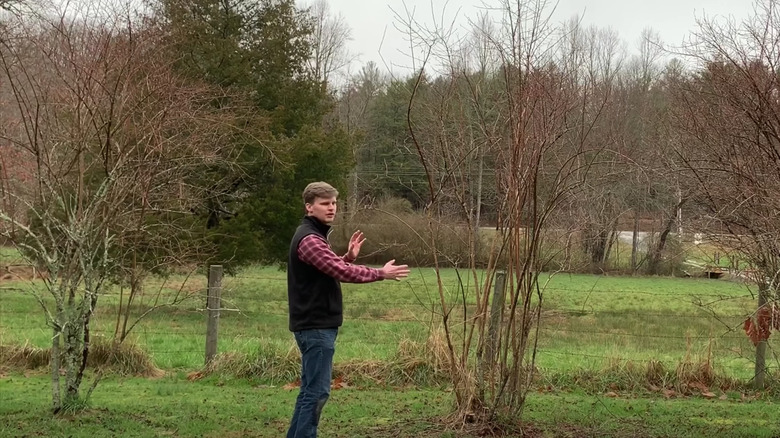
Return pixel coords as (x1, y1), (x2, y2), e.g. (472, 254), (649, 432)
(287, 328), (338, 438)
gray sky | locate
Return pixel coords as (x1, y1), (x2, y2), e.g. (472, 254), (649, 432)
(317, 0), (754, 77)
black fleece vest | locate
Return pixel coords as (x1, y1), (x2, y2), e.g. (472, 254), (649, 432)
(287, 216), (343, 332)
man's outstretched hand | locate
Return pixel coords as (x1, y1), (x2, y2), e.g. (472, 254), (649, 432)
(346, 230), (366, 261)
(380, 259), (410, 281)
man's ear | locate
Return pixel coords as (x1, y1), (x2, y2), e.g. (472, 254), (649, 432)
(304, 203), (312, 214)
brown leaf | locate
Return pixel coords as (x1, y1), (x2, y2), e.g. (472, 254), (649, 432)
(758, 306), (773, 342)
(701, 391), (717, 399)
(648, 384), (660, 392)
(605, 391), (618, 398)
(662, 389), (676, 399)
(331, 376), (349, 390)
(744, 318), (764, 346)
(186, 371), (204, 381)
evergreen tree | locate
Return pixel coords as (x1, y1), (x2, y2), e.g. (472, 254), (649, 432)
(153, 0), (352, 268)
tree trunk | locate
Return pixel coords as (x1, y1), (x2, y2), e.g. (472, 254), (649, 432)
(64, 323), (82, 405)
(631, 210), (639, 272)
(51, 328), (61, 414)
(473, 144), (484, 259)
(349, 169), (358, 219)
(77, 297), (97, 395)
(647, 199), (686, 275)
(584, 226), (613, 271)
(603, 227), (616, 265)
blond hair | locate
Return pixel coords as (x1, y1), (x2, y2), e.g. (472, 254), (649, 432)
(302, 181), (338, 205)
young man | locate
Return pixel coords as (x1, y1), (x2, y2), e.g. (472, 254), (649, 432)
(286, 181), (410, 438)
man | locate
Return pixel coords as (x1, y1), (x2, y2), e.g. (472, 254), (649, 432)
(286, 181), (410, 438)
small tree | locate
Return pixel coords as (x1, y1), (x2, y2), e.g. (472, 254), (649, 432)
(0, 2), (239, 412)
(398, 0), (613, 429)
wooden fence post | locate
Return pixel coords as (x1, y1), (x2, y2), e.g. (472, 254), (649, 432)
(485, 270), (507, 369)
(205, 265), (223, 366)
(755, 285), (768, 389)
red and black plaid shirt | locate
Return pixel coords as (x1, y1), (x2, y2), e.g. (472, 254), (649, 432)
(297, 234), (382, 283)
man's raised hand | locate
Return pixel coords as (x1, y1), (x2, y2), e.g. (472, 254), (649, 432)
(380, 259), (410, 281)
(346, 230), (366, 261)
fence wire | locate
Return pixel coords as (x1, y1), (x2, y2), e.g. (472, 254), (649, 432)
(0, 270), (775, 375)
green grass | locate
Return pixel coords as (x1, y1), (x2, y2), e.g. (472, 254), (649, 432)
(536, 273), (760, 375)
(2, 265), (779, 437)
(0, 265), (770, 380)
(1, 373), (779, 437)
(0, 265), (771, 411)
(0, 246), (23, 263)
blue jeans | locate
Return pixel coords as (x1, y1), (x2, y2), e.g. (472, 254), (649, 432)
(287, 328), (338, 438)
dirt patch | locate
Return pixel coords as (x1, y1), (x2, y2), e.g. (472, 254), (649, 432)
(380, 307), (414, 321)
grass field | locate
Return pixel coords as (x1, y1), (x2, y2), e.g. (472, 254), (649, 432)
(1, 373), (779, 437)
(0, 266), (768, 377)
(1, 263), (779, 437)
(0, 246), (25, 266)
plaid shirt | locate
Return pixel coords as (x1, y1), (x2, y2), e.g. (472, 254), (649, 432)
(297, 234), (382, 283)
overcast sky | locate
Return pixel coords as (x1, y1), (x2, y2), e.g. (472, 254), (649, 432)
(313, 0), (755, 78)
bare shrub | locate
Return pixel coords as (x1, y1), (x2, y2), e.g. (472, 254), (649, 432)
(331, 199), (484, 267)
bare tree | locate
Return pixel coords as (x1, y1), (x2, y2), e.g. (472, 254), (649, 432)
(336, 62), (388, 214)
(554, 19), (630, 272)
(0, 2), (240, 412)
(609, 29), (682, 275)
(306, 0), (353, 86)
(671, 0), (780, 388)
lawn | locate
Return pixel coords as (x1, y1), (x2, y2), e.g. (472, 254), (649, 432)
(1, 373), (779, 437)
(1, 264), (778, 437)
(0, 246), (25, 268)
(0, 266), (769, 376)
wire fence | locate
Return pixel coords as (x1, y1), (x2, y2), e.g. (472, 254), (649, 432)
(0, 267), (776, 377)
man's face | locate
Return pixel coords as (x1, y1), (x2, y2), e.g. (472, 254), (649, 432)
(306, 196), (337, 224)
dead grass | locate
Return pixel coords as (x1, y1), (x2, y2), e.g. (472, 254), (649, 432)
(202, 331), (455, 387)
(87, 337), (163, 377)
(204, 341), (301, 382)
(0, 342), (50, 369)
(559, 356), (745, 396)
(0, 337), (162, 377)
